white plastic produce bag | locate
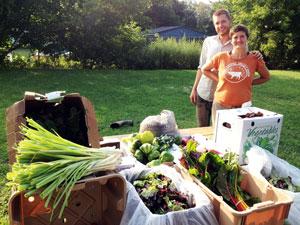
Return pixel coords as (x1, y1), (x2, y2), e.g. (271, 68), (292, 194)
(244, 145), (300, 225)
(120, 165), (219, 225)
(139, 110), (180, 137)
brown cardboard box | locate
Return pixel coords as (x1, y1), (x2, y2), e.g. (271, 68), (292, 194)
(176, 164), (293, 225)
(6, 92), (101, 165)
(8, 173), (126, 225)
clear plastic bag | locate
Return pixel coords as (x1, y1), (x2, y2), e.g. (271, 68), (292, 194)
(120, 165), (219, 225)
(244, 145), (300, 225)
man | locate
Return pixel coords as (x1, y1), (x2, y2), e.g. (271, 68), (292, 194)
(190, 9), (261, 127)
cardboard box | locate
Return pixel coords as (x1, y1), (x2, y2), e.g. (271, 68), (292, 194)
(214, 107), (283, 164)
(6, 92), (101, 165)
(8, 173), (126, 225)
(176, 165), (293, 225)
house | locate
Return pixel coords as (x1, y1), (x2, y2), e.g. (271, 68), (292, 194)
(147, 26), (206, 41)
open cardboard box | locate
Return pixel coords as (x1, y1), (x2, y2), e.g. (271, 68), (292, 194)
(176, 164), (293, 225)
(6, 92), (101, 166)
(8, 172), (126, 225)
(214, 107), (283, 164)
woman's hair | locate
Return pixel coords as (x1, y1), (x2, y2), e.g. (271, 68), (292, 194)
(230, 24), (249, 39)
(213, 9), (231, 20)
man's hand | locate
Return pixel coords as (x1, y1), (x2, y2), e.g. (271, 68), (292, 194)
(251, 51), (263, 60)
(190, 89), (197, 105)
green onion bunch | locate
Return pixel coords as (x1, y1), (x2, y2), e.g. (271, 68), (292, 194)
(7, 117), (122, 221)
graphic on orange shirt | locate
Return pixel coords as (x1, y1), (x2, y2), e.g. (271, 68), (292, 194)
(223, 62), (250, 83)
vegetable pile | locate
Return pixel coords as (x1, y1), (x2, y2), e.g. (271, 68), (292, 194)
(6, 117), (122, 221)
(26, 102), (88, 146)
(123, 131), (182, 167)
(180, 140), (260, 211)
(268, 176), (300, 192)
(239, 111), (263, 118)
(133, 172), (194, 214)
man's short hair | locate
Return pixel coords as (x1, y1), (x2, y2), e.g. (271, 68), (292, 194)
(230, 24), (249, 39)
(213, 8), (231, 20)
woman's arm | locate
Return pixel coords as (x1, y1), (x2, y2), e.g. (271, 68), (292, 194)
(202, 62), (219, 83)
(252, 64), (270, 85)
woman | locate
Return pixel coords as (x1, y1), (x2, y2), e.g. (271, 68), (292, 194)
(202, 24), (270, 126)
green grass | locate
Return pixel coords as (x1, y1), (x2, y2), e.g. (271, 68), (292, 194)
(0, 68), (299, 222)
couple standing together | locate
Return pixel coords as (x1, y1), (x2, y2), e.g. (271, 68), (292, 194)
(190, 9), (270, 127)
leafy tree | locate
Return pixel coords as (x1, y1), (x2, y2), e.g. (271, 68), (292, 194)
(0, 0), (151, 67)
(177, 1), (198, 29)
(60, 0), (151, 68)
(0, 0), (77, 63)
(145, 0), (183, 27)
(213, 0), (300, 69)
(195, 2), (215, 35)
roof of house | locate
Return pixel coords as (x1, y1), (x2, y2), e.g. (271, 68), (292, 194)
(149, 26), (206, 39)
(151, 26), (180, 34)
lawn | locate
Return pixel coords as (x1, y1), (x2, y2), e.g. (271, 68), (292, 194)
(0, 68), (299, 223)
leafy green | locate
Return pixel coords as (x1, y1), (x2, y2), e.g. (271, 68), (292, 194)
(133, 173), (194, 214)
(180, 140), (261, 211)
(188, 168), (199, 177)
(186, 139), (197, 153)
(216, 165), (231, 202)
(269, 176), (300, 192)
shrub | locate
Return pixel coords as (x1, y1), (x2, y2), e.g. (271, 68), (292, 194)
(4, 36), (203, 70)
(135, 36), (202, 69)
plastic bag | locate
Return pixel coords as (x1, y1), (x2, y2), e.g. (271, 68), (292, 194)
(139, 110), (180, 137)
(192, 134), (228, 155)
(119, 165), (218, 225)
(244, 145), (300, 225)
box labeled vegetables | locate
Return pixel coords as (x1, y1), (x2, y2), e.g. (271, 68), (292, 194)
(6, 91), (101, 165)
(214, 107), (283, 164)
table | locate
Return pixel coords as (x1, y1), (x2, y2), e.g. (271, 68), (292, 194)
(101, 126), (214, 145)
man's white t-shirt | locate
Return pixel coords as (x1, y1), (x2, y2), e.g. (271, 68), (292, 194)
(197, 35), (233, 102)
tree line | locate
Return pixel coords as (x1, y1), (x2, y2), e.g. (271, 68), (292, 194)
(1, 0), (299, 69)
(0, 0), (214, 69)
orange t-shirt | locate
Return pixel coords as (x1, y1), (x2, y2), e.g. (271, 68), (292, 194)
(210, 51), (265, 106)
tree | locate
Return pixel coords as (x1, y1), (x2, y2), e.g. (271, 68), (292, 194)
(145, 0), (183, 27)
(195, 2), (215, 35)
(213, 0), (300, 69)
(0, 0), (77, 63)
(0, 0), (152, 67)
(60, 0), (151, 68)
